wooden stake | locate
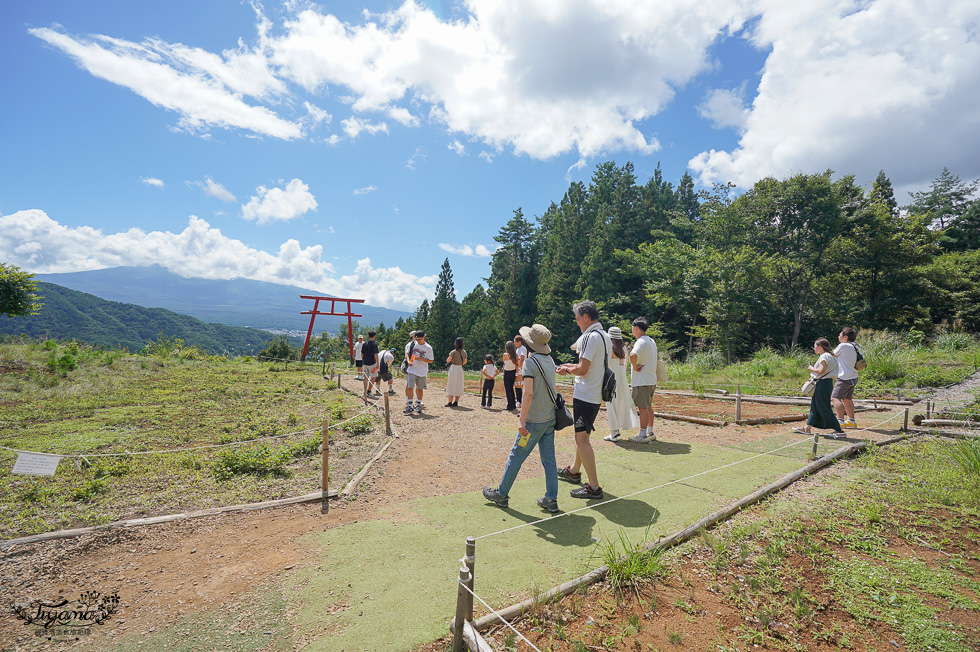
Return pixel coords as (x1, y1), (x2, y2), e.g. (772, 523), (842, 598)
(451, 563), (471, 652)
(321, 419), (329, 514)
(384, 391), (393, 435)
(464, 537), (476, 622)
(903, 407), (909, 432)
(735, 385), (742, 424)
(812, 430), (818, 457)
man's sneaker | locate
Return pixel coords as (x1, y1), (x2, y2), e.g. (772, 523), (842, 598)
(537, 497), (560, 513)
(415, 403), (424, 414)
(482, 487), (508, 507)
(570, 485), (603, 499)
(403, 405), (415, 415)
(557, 466), (582, 483)
(603, 431), (621, 442)
(629, 433), (655, 443)
(843, 420), (857, 429)
(388, 389), (396, 395)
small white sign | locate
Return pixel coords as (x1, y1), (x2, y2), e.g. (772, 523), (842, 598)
(12, 452), (63, 476)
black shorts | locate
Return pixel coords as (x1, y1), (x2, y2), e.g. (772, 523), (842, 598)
(572, 398), (601, 434)
(355, 360), (363, 368)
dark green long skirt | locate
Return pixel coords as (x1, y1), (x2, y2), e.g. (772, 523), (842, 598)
(807, 378), (843, 432)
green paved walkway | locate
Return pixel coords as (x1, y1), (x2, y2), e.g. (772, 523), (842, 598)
(94, 432), (846, 651)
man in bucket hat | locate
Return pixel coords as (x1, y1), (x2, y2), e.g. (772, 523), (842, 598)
(483, 324), (561, 513)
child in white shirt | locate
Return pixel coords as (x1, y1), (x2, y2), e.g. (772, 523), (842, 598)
(481, 355), (499, 408)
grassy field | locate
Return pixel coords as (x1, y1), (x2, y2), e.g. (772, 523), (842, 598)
(0, 338), (385, 540)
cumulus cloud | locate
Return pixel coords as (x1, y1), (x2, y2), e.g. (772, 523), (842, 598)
(340, 116), (389, 138)
(690, 0), (980, 189)
(698, 84), (749, 132)
(353, 185), (377, 195)
(141, 177), (165, 188)
(30, 25), (301, 139)
(438, 242), (495, 257)
(449, 139), (465, 155)
(190, 176), (237, 202)
(241, 179), (317, 223)
(0, 209), (432, 310)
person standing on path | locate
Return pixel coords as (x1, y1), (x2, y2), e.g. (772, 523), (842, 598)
(353, 334), (364, 380)
(603, 326), (639, 442)
(628, 318), (658, 443)
(514, 334), (528, 407)
(360, 331), (380, 398)
(481, 355), (499, 408)
(794, 338), (845, 438)
(502, 340), (519, 411)
(378, 347), (396, 395)
(483, 324), (560, 513)
(556, 300), (611, 500)
(832, 327), (860, 429)
(445, 337), (467, 407)
(404, 331), (434, 415)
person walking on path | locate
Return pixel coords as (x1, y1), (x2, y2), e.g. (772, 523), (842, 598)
(361, 331), (380, 398)
(445, 337), (467, 407)
(353, 334), (364, 380)
(481, 355), (499, 409)
(627, 317), (658, 443)
(832, 327), (861, 429)
(514, 334), (528, 407)
(404, 331), (434, 415)
(556, 300), (611, 500)
(794, 338), (845, 438)
(603, 326), (639, 442)
(483, 324), (560, 513)
(502, 340), (519, 411)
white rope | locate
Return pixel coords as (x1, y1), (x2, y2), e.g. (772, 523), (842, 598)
(460, 583), (543, 652)
(0, 396), (383, 460)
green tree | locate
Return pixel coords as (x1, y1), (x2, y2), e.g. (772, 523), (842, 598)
(907, 167), (979, 231)
(259, 334), (299, 361)
(0, 263), (42, 317)
(426, 258), (461, 360)
(868, 170), (898, 216)
(487, 208), (539, 340)
(458, 284), (495, 366)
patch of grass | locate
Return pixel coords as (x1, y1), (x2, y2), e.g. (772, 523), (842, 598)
(601, 530), (669, 597)
(212, 445), (291, 480)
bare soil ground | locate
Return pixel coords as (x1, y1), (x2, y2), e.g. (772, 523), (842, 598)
(0, 376), (918, 651)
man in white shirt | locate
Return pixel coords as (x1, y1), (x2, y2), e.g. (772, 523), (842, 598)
(832, 326), (860, 429)
(629, 317), (659, 442)
(514, 335), (528, 406)
(404, 331), (434, 415)
(556, 300), (611, 500)
(353, 335), (364, 380)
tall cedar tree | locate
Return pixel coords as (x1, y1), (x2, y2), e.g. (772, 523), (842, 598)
(426, 258), (461, 361)
(487, 209), (538, 342)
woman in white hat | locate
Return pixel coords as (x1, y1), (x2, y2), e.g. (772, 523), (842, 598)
(603, 326), (639, 442)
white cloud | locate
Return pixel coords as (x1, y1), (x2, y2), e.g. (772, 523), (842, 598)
(353, 185), (377, 195)
(388, 106), (420, 127)
(478, 151), (494, 164)
(449, 139), (465, 155)
(30, 25), (301, 139)
(191, 176), (237, 202)
(141, 177), (165, 188)
(303, 101), (332, 125)
(0, 209), (431, 310)
(698, 84), (749, 132)
(690, 0), (980, 189)
(340, 116), (390, 138)
(405, 147), (427, 169)
(325, 134), (341, 146)
(268, 1), (750, 159)
(438, 242), (495, 257)
(241, 179), (317, 223)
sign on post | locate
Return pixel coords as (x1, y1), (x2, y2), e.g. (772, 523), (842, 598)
(12, 452), (63, 476)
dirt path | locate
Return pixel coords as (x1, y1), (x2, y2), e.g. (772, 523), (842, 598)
(0, 378), (913, 651)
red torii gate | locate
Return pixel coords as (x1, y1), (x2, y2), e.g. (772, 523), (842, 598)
(299, 295), (364, 361)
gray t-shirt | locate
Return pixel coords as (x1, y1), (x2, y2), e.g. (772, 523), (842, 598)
(522, 353), (558, 424)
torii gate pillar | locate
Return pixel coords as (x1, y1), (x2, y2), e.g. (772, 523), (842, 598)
(299, 295), (365, 361)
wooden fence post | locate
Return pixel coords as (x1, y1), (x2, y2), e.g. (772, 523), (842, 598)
(451, 563), (471, 652)
(328, 419), (330, 514)
(902, 407), (909, 432)
(464, 537), (476, 622)
(735, 385), (742, 424)
(384, 392), (393, 435)
(812, 431), (819, 458)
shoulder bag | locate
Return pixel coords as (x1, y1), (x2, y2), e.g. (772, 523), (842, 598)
(592, 332), (617, 402)
(853, 343), (867, 371)
(400, 341), (416, 373)
(530, 356), (573, 431)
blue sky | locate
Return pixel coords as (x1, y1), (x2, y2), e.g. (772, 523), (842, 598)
(2, 1), (979, 311)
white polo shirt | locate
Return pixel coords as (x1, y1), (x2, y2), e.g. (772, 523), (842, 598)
(572, 322), (612, 404)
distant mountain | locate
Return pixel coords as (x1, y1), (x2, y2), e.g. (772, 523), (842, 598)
(0, 283), (277, 355)
(35, 267), (412, 332)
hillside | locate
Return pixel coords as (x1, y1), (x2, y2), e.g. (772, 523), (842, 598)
(0, 282), (276, 355)
(36, 266), (411, 331)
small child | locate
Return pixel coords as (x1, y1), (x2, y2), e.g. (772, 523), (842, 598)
(481, 354), (499, 409)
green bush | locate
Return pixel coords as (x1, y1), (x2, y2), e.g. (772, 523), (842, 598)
(343, 414), (374, 436)
(685, 349), (726, 372)
(289, 436), (322, 458)
(212, 445), (291, 480)
(904, 365), (961, 388)
(73, 479), (107, 502)
(932, 332), (977, 352)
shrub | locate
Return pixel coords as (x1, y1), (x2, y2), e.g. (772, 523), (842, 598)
(289, 436), (321, 458)
(685, 349), (725, 372)
(932, 332), (977, 353)
(343, 414), (374, 436)
(73, 479), (107, 502)
(946, 438), (980, 476)
(212, 445), (290, 480)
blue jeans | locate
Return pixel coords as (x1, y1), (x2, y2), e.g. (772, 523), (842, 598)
(497, 418), (558, 500)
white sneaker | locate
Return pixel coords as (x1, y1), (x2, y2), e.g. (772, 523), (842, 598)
(603, 431), (621, 442)
(629, 433), (655, 443)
